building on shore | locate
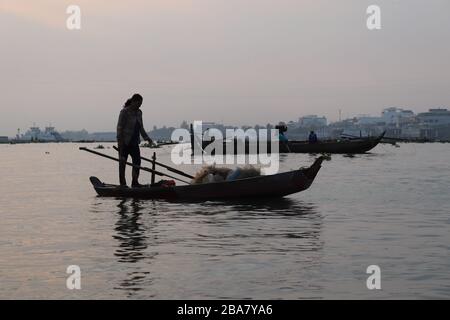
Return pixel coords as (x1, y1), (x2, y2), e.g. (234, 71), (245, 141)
(298, 115), (327, 127)
(59, 129), (90, 141)
(381, 107), (415, 126)
(417, 108), (450, 126)
(90, 132), (116, 142)
(354, 115), (385, 126)
(0, 136), (9, 143)
(315, 107), (448, 141)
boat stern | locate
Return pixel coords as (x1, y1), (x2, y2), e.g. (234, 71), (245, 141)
(303, 156), (325, 181)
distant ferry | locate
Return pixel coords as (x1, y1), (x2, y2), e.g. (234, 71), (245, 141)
(18, 125), (64, 142)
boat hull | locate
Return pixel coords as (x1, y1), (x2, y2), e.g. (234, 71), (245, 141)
(90, 157), (324, 200)
(198, 133), (385, 154)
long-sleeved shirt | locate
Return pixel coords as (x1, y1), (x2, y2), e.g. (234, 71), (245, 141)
(117, 108), (150, 146)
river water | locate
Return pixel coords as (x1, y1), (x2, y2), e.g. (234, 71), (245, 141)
(0, 143), (449, 299)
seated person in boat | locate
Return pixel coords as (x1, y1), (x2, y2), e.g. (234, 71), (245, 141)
(308, 131), (318, 144)
(275, 123), (289, 142)
(117, 93), (153, 187)
(279, 131), (288, 143)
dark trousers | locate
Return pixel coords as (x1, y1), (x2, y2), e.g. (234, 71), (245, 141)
(119, 144), (141, 186)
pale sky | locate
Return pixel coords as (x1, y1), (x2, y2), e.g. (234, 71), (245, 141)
(1, 0), (450, 135)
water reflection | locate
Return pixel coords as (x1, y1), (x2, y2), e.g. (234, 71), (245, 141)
(114, 199), (149, 263)
(342, 152), (386, 159)
(183, 198), (324, 254)
(278, 153), (289, 164)
(194, 197), (318, 216)
(223, 197), (317, 216)
(113, 199), (157, 297)
(110, 197), (322, 297)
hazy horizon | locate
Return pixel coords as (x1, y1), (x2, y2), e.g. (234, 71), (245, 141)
(1, 0), (450, 136)
(0, 104), (446, 136)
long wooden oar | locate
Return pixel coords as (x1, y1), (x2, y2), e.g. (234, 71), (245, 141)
(79, 147), (190, 184)
(112, 145), (194, 179)
(282, 140), (291, 153)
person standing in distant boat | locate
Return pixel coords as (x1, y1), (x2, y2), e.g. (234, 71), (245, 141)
(117, 94), (153, 187)
(308, 130), (318, 144)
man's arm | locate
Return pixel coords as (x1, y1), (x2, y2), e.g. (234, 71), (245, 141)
(138, 110), (152, 142)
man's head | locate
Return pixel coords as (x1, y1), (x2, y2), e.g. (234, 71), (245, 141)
(129, 94), (143, 110)
(124, 93), (143, 110)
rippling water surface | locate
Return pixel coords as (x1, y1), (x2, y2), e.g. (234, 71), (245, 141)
(0, 143), (449, 299)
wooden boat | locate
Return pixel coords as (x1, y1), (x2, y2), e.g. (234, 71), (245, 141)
(193, 131), (385, 154)
(89, 156), (325, 201)
(279, 132), (385, 153)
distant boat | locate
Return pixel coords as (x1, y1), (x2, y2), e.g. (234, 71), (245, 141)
(0, 136), (9, 144)
(194, 132), (385, 154)
(141, 140), (180, 148)
(19, 125), (64, 142)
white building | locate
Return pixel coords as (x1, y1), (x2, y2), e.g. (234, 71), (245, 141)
(355, 115), (385, 125)
(417, 108), (450, 126)
(299, 115), (327, 127)
(381, 107), (415, 126)
(401, 126), (421, 138)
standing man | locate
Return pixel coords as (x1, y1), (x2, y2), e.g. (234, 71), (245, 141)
(117, 93), (153, 187)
